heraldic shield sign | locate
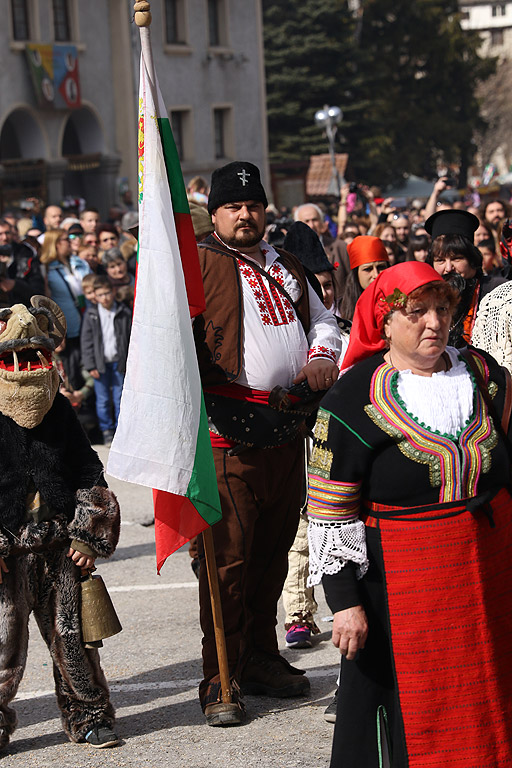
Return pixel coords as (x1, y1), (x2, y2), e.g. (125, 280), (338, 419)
(25, 44), (81, 109)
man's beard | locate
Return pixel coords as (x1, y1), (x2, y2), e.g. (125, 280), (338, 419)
(218, 223), (265, 250)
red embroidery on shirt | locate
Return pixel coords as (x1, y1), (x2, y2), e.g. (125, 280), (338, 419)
(308, 345), (337, 363)
(238, 260), (297, 327)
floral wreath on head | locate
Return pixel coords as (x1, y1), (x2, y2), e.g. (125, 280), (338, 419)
(379, 287), (408, 311)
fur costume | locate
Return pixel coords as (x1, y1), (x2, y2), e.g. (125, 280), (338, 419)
(0, 297), (120, 750)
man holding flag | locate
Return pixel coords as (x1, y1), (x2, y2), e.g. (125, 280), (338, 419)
(195, 162), (342, 725)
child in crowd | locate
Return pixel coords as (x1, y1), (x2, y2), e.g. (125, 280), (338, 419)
(80, 276), (132, 445)
(82, 273), (98, 307)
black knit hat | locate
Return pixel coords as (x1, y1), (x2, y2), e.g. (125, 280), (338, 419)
(425, 210), (479, 241)
(208, 161), (268, 214)
(283, 221), (334, 273)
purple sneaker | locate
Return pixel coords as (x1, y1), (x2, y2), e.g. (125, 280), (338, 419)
(285, 623), (312, 649)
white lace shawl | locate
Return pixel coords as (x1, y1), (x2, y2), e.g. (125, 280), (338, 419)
(472, 281), (512, 374)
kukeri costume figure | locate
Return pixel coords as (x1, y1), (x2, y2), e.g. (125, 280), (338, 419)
(0, 296), (120, 751)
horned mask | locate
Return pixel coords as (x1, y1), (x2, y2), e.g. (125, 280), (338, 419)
(0, 297), (66, 428)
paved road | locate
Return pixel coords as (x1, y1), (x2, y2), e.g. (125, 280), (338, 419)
(4, 445), (339, 768)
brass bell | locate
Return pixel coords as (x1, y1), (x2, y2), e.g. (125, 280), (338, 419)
(80, 572), (122, 649)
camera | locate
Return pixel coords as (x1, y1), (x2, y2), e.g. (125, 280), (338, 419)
(443, 176), (458, 189)
(349, 182), (358, 193)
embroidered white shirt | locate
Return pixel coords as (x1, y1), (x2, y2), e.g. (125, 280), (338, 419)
(98, 303), (118, 363)
(215, 237), (342, 390)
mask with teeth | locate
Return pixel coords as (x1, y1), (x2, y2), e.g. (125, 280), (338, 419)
(0, 297), (65, 428)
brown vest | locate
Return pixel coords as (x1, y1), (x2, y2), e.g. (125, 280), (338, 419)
(194, 236), (311, 386)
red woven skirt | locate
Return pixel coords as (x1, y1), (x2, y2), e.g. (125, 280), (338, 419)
(365, 488), (512, 767)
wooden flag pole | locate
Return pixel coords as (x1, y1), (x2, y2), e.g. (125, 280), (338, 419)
(202, 527), (233, 703)
(133, 0), (233, 707)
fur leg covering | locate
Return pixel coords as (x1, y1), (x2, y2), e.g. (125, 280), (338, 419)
(0, 556), (33, 749)
(67, 486), (120, 559)
(33, 551), (115, 742)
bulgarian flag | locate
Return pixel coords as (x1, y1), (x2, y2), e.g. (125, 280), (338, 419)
(107, 36), (221, 573)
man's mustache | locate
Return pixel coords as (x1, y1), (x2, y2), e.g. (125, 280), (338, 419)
(235, 222), (257, 230)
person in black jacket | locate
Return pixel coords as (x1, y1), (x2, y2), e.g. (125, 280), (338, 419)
(80, 276), (131, 445)
(0, 219), (45, 309)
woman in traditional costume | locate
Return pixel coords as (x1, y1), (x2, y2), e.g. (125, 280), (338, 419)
(339, 236), (389, 322)
(307, 261), (512, 767)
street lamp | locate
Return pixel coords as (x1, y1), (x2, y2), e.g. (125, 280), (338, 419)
(314, 105), (343, 198)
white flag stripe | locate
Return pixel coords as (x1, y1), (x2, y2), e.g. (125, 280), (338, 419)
(107, 48), (201, 496)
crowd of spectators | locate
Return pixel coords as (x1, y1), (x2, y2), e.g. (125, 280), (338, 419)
(2, 176), (512, 443)
(0, 199), (137, 445)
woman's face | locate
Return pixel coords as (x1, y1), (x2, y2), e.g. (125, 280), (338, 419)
(413, 248), (429, 262)
(357, 260), (388, 290)
(384, 292), (451, 368)
(380, 226), (396, 243)
(68, 233), (82, 254)
(106, 258), (127, 280)
(432, 251), (476, 279)
(82, 248), (100, 270)
(56, 235), (71, 261)
(315, 271), (335, 310)
(474, 224), (491, 245)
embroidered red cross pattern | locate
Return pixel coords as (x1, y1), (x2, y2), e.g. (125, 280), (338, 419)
(238, 260), (296, 326)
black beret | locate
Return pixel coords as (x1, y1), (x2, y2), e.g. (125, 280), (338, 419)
(425, 210), (479, 241)
(208, 161), (268, 214)
(283, 221), (334, 274)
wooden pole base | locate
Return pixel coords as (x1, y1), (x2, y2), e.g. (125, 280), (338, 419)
(202, 526), (233, 704)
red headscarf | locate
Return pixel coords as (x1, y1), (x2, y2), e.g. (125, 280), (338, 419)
(341, 262), (443, 370)
(347, 236), (389, 270)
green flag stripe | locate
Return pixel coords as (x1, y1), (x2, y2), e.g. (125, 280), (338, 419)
(185, 393), (222, 526)
(157, 117), (190, 215)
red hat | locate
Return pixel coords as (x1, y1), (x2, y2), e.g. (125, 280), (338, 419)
(341, 262), (443, 370)
(347, 236), (389, 270)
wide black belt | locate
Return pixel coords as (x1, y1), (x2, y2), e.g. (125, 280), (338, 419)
(205, 380), (325, 449)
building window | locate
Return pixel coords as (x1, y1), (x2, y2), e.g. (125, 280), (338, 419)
(208, 0), (220, 45)
(491, 28), (504, 44)
(170, 109), (192, 161)
(164, 0), (186, 44)
(53, 0), (71, 41)
(208, 0), (227, 47)
(492, 3), (507, 16)
(460, 10), (470, 21)
(213, 107), (232, 159)
(214, 109), (225, 158)
(11, 0), (30, 40)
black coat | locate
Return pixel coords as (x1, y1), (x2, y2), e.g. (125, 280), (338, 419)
(0, 394), (104, 532)
(80, 301), (131, 375)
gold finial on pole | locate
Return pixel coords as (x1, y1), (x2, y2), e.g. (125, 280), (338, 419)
(134, 1), (152, 27)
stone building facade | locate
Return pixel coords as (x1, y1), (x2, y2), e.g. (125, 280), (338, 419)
(0, 0), (268, 215)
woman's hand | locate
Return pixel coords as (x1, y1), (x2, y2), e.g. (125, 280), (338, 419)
(332, 605), (368, 660)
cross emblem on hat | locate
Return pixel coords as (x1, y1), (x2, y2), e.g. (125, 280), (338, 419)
(237, 169), (250, 186)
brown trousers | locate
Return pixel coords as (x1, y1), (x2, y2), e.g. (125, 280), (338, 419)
(198, 438), (304, 687)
